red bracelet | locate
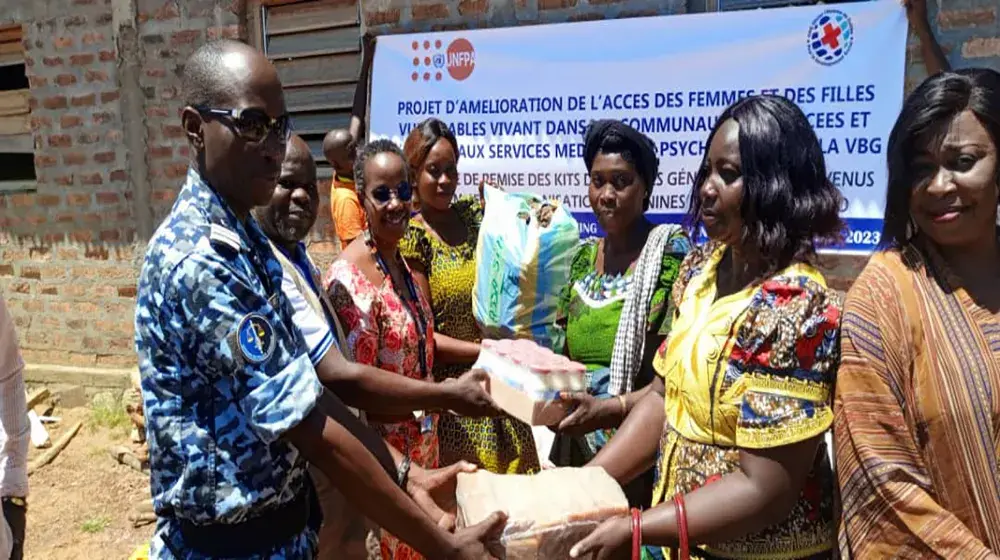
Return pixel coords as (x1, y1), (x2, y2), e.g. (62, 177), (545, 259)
(630, 507), (642, 560)
(673, 494), (689, 560)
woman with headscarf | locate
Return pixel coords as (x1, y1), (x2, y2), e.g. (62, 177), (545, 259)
(549, 120), (689, 514)
(835, 69), (1000, 558)
(569, 95), (844, 559)
(400, 118), (540, 475)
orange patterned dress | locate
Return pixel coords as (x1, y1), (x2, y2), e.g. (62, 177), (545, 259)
(325, 259), (437, 560)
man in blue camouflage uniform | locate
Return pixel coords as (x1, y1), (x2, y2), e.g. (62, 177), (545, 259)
(134, 40), (504, 559)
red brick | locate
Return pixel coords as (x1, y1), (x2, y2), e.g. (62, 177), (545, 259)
(164, 162), (188, 179)
(106, 130), (123, 143)
(36, 194), (61, 207)
(42, 56), (63, 67)
(64, 14), (88, 27)
(177, 145), (190, 158)
(20, 267), (41, 280)
(539, 0), (576, 7)
(70, 53), (95, 65)
(34, 154), (58, 168)
(99, 50), (115, 62)
(152, 189), (176, 202)
(141, 34), (164, 45)
(153, 2), (180, 20)
(31, 115), (53, 130)
(54, 36), (74, 49)
(150, 145), (173, 159)
(60, 115), (83, 129)
(207, 26), (239, 41)
(96, 13), (113, 25)
(28, 97), (37, 111)
(54, 174), (75, 186)
(110, 169), (127, 182)
(162, 124), (185, 139)
(81, 172), (103, 186)
(938, 8), (995, 30)
(146, 105), (169, 118)
(0, 265), (13, 276)
(93, 112), (115, 124)
(117, 285), (137, 298)
(42, 95), (68, 109)
(28, 75), (47, 88)
(95, 191), (119, 204)
(170, 30), (201, 46)
(962, 37), (1000, 58)
(63, 152), (86, 165)
(70, 231), (93, 243)
(569, 12), (603, 21)
(412, 3), (450, 20)
(100, 229), (120, 242)
(71, 93), (96, 107)
(40, 286), (58, 296)
(85, 69), (109, 82)
(82, 32), (105, 46)
(9, 282), (30, 295)
(66, 193), (89, 205)
(94, 151), (116, 164)
(365, 9), (401, 26)
(145, 67), (168, 79)
(458, 0), (489, 15)
(48, 134), (72, 147)
(100, 91), (119, 104)
(77, 132), (101, 144)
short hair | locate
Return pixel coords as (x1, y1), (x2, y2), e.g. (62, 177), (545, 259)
(882, 68), (1000, 249)
(402, 118), (459, 179)
(582, 119), (659, 210)
(686, 95), (843, 276)
(181, 39), (253, 107)
(354, 138), (408, 199)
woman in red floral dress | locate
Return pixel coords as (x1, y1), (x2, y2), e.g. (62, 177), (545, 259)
(325, 139), (442, 560)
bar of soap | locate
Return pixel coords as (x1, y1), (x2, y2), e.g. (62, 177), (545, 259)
(456, 467), (629, 560)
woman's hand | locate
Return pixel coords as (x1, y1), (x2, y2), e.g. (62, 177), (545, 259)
(569, 515), (631, 559)
(551, 392), (621, 436)
(478, 180), (504, 211)
(442, 369), (502, 418)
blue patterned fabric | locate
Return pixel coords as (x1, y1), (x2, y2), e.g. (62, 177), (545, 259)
(135, 169), (323, 559)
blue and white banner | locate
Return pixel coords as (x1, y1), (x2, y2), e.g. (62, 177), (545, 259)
(369, 1), (907, 253)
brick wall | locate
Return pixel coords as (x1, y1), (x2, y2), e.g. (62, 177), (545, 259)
(1, 0), (999, 374)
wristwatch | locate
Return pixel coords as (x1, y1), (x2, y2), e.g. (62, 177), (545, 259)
(1, 496), (25, 508)
(396, 456), (411, 490)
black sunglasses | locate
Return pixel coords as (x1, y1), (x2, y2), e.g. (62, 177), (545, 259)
(195, 105), (292, 144)
(369, 182), (413, 205)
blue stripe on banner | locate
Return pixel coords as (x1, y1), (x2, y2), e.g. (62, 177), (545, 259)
(573, 212), (883, 254)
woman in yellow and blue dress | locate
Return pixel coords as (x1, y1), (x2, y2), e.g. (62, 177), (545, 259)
(570, 95), (844, 560)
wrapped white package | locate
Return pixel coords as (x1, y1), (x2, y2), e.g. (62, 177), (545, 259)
(456, 467), (628, 559)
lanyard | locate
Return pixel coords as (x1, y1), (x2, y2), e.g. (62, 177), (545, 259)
(370, 244), (430, 381)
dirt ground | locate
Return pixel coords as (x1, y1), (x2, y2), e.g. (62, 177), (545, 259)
(25, 404), (153, 559)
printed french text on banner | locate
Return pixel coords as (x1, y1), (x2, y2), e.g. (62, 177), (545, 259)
(369, 1), (907, 254)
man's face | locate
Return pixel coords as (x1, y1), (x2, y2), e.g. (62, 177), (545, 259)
(261, 150), (319, 244)
(194, 51), (289, 216)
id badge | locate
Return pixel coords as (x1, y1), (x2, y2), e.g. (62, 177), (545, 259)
(420, 414), (433, 435)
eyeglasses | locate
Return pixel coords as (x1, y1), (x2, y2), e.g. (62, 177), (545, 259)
(195, 105), (292, 144)
(369, 182), (413, 205)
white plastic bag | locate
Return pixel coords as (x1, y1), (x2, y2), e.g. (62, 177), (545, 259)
(473, 186), (579, 351)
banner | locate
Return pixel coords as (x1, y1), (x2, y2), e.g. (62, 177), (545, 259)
(369, 1), (908, 253)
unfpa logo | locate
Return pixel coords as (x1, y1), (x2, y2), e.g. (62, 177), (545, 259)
(807, 10), (854, 66)
(410, 38), (476, 82)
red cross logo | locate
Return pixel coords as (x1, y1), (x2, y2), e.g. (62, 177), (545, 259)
(821, 22), (842, 50)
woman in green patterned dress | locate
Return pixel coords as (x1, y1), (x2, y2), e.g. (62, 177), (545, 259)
(400, 118), (540, 474)
(550, 121), (688, 519)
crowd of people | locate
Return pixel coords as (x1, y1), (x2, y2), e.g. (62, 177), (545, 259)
(0, 1), (995, 559)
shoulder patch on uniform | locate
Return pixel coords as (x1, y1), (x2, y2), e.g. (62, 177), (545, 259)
(236, 313), (276, 363)
(210, 224), (244, 253)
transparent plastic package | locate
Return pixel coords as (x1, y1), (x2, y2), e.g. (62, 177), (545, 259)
(456, 467), (629, 559)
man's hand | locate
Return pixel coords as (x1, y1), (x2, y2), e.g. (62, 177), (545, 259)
(406, 460), (477, 530)
(569, 515), (631, 560)
(443, 369), (501, 418)
(448, 511), (508, 560)
(901, 0), (930, 28)
(551, 392), (618, 436)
